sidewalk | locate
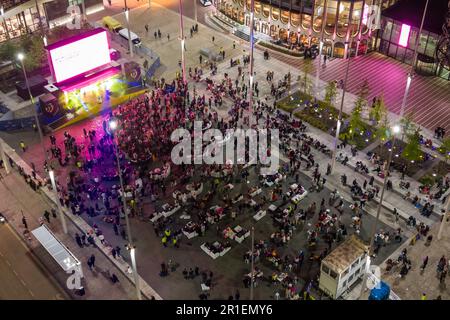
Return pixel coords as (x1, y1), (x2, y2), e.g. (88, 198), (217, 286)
(0, 137), (162, 299)
(0, 169), (139, 299)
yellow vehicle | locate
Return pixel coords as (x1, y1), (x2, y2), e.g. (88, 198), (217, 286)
(102, 16), (122, 33)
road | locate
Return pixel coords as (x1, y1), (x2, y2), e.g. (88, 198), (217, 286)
(0, 222), (67, 300)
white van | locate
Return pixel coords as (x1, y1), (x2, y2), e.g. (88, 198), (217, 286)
(118, 28), (142, 47)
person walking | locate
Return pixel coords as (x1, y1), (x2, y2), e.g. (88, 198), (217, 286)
(43, 210), (51, 223)
(87, 257), (93, 270)
(22, 215), (28, 229)
(75, 233), (83, 248)
(19, 141), (26, 152)
(111, 247), (117, 259)
(420, 256), (429, 271)
(235, 289), (240, 300)
(90, 254), (96, 268)
(212, 36), (215, 43)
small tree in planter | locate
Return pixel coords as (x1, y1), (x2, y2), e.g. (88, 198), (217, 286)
(374, 113), (390, 152)
(324, 80), (338, 110)
(440, 137), (450, 163)
(400, 113), (416, 141)
(402, 129), (423, 173)
(369, 95), (387, 126)
(341, 80), (370, 141)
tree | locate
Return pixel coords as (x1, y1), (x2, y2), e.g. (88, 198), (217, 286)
(300, 58), (313, 96)
(324, 81), (338, 109)
(374, 114), (390, 152)
(400, 113), (416, 141)
(369, 95), (387, 125)
(0, 41), (18, 62)
(402, 129), (423, 165)
(440, 137), (450, 163)
(342, 80), (370, 141)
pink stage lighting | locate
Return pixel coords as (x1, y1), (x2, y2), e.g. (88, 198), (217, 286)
(47, 29), (111, 84)
(398, 24), (411, 47)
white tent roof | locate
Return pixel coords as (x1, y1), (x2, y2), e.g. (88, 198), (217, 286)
(31, 225), (80, 272)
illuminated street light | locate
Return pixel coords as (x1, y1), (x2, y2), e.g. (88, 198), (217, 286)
(109, 118), (141, 300)
(49, 170), (68, 234)
(358, 124), (400, 299)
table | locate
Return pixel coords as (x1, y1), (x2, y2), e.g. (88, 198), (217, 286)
(223, 227), (236, 239)
(291, 191), (308, 204)
(277, 273), (288, 282)
(234, 226), (250, 243)
(250, 188), (262, 197)
(183, 221), (199, 239)
(268, 204), (278, 212)
(253, 210), (267, 221)
(232, 194), (243, 204)
(162, 205), (180, 218)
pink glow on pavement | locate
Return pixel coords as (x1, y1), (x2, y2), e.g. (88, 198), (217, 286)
(399, 24), (411, 47)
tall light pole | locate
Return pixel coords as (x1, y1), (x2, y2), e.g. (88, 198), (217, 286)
(358, 125), (401, 299)
(109, 118), (141, 300)
(17, 53), (46, 161)
(315, 3), (327, 96)
(399, 0), (429, 118)
(124, 0), (134, 58)
(249, 226), (255, 300)
(330, 40), (352, 174)
(49, 170), (68, 234)
(178, 0), (186, 84)
(18, 53), (67, 234)
(437, 194), (450, 240)
(248, 0), (255, 126)
(194, 0), (198, 23)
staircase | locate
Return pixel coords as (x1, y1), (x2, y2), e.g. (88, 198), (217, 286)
(233, 29), (250, 42)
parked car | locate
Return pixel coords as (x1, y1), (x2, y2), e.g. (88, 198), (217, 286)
(200, 0), (212, 6)
(0, 213), (6, 223)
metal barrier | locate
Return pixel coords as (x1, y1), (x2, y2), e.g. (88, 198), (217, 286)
(0, 116), (35, 131)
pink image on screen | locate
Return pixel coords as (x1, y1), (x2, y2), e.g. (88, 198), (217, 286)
(398, 24), (411, 47)
(49, 31), (111, 83)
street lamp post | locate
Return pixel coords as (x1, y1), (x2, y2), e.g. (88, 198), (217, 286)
(109, 119), (142, 300)
(437, 195), (450, 240)
(315, 5), (327, 97)
(330, 41), (352, 174)
(124, 0), (134, 58)
(194, 0), (198, 23)
(249, 226), (255, 300)
(49, 170), (68, 234)
(17, 53), (69, 235)
(248, 0), (255, 126)
(358, 125), (400, 299)
(17, 53), (47, 164)
(178, 0), (187, 84)
(0, 139), (11, 174)
(399, 0), (429, 118)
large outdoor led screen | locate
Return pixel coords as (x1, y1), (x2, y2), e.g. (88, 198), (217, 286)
(48, 29), (111, 84)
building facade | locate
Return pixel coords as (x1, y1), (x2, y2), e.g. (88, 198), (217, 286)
(0, 0), (103, 43)
(216, 0), (399, 58)
(376, 0), (450, 80)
